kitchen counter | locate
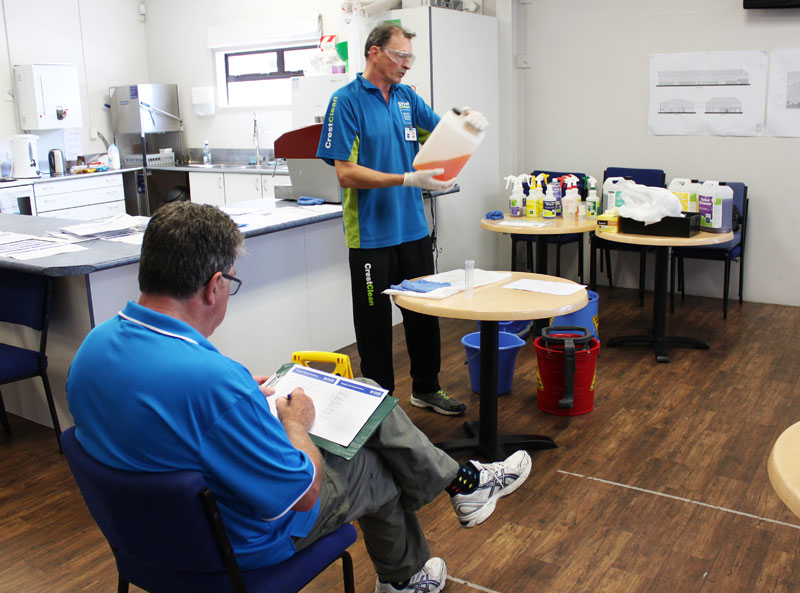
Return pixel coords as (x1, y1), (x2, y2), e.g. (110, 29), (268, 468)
(0, 200), (352, 432)
(0, 167), (141, 189)
(149, 163), (290, 176)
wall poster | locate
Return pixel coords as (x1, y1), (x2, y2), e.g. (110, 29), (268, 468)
(648, 50), (768, 136)
(766, 49), (800, 137)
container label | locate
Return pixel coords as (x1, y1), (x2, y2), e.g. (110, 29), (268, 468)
(672, 191), (689, 211)
(698, 194), (722, 228)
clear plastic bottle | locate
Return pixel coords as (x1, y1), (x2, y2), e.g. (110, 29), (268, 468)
(107, 144), (121, 170)
(202, 140), (211, 165)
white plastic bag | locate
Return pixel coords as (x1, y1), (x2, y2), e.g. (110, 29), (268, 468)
(617, 183), (684, 225)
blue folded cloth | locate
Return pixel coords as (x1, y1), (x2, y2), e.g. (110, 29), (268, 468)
(390, 279), (452, 293)
(297, 196), (325, 205)
(485, 210), (504, 220)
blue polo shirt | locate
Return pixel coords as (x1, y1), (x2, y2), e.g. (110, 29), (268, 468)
(317, 74), (440, 249)
(66, 301), (318, 570)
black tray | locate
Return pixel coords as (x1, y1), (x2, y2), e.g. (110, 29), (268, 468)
(619, 212), (701, 237)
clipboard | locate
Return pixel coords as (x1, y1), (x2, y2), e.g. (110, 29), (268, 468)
(269, 363), (398, 460)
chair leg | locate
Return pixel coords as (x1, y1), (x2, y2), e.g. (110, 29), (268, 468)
(117, 577), (129, 593)
(511, 237), (518, 271)
(605, 248), (613, 288)
(679, 256), (685, 300)
(723, 256), (731, 320)
(40, 372), (63, 453)
(578, 235), (584, 284)
(638, 249), (646, 307)
(589, 236), (598, 291)
(0, 389), (10, 435)
(555, 242), (562, 277)
(341, 551), (355, 593)
(738, 256), (744, 304)
(526, 240), (534, 273)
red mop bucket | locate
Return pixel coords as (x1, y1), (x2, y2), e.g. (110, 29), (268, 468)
(534, 326), (600, 416)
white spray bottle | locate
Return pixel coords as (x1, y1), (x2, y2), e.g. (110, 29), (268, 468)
(585, 176), (599, 218)
(505, 175), (526, 217)
(562, 174), (580, 218)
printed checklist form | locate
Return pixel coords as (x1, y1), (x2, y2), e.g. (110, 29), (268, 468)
(266, 364), (394, 452)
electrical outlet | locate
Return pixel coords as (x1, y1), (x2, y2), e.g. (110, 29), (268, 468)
(516, 55), (532, 69)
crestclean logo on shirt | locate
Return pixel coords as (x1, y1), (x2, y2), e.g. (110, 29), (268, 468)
(324, 96), (338, 149)
(364, 263), (374, 306)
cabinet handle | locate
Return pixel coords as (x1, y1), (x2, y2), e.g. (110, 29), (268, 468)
(218, 175), (223, 189)
(255, 177), (260, 192)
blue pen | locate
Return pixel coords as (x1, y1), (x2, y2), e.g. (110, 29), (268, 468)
(286, 392), (292, 401)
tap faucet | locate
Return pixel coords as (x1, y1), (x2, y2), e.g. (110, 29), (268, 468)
(253, 111), (262, 165)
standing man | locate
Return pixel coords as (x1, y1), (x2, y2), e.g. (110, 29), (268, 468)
(317, 23), (487, 415)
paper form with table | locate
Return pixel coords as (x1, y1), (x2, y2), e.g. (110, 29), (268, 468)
(265, 364), (395, 455)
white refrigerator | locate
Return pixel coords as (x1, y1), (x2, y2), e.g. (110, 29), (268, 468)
(389, 6), (501, 272)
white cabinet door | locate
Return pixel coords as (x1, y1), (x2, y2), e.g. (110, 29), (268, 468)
(189, 172), (225, 206)
(260, 174), (291, 198)
(224, 173), (262, 205)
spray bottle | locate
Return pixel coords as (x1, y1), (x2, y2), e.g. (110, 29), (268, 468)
(585, 176), (599, 218)
(543, 179), (559, 219)
(534, 173), (547, 217)
(527, 174), (545, 217)
(562, 174), (580, 219)
(505, 174), (526, 217)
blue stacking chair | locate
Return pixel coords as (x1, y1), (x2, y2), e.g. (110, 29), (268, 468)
(512, 169), (586, 281)
(670, 182), (748, 319)
(0, 270), (61, 452)
(590, 167), (666, 306)
(60, 426), (357, 593)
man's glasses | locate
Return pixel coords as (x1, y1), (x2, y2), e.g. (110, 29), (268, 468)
(382, 47), (416, 67)
(221, 272), (242, 295)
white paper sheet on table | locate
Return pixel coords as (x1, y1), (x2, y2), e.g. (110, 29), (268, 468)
(503, 278), (585, 295)
(0, 232), (87, 259)
(496, 220), (553, 228)
(382, 269), (511, 299)
(265, 364), (387, 447)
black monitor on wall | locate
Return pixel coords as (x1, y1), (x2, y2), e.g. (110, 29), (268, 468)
(744, 0), (800, 7)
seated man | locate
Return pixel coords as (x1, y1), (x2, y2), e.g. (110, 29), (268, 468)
(66, 202), (531, 593)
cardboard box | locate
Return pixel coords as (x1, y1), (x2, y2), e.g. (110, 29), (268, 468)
(596, 212), (619, 233)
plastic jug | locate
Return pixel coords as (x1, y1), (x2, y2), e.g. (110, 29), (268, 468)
(413, 108), (486, 180)
(697, 180), (733, 233)
(668, 178), (692, 212)
(602, 177), (628, 214)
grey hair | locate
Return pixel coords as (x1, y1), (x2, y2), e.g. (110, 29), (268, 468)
(364, 23), (415, 58)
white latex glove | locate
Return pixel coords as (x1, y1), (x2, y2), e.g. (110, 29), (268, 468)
(460, 106), (489, 132)
(403, 169), (456, 191)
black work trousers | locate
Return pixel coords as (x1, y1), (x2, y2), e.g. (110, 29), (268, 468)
(348, 235), (441, 396)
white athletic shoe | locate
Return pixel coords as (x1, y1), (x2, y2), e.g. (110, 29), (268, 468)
(450, 450), (532, 528)
(374, 557), (447, 593)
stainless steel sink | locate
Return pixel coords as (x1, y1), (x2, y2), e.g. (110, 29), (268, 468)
(187, 163), (272, 171)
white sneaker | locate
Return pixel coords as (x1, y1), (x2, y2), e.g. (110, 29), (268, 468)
(374, 557), (447, 593)
(450, 450), (532, 528)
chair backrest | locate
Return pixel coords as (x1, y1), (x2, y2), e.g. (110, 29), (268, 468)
(60, 426), (242, 592)
(0, 270), (52, 330)
(603, 167), (666, 188)
(531, 170), (588, 198)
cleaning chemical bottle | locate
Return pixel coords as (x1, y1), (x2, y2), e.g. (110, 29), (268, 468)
(562, 174), (580, 219)
(553, 176), (565, 216)
(697, 180), (733, 233)
(668, 178), (692, 212)
(585, 176), (599, 218)
(602, 176), (626, 213)
(688, 179), (700, 213)
(413, 107), (487, 180)
(543, 181), (559, 219)
(527, 175), (545, 217)
(202, 140), (212, 165)
(534, 173), (547, 217)
(505, 174), (525, 217)
(107, 143), (121, 170)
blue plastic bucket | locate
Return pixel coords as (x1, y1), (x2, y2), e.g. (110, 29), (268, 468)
(550, 290), (599, 339)
(478, 320), (532, 339)
(461, 331), (526, 395)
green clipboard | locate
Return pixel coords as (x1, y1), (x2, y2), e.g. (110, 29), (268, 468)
(270, 363), (398, 460)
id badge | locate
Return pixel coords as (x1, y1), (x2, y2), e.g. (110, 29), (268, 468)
(404, 127), (417, 142)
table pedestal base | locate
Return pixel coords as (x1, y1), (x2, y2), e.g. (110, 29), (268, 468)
(607, 334), (709, 363)
(435, 421), (557, 461)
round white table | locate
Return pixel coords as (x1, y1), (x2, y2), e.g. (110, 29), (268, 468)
(768, 421), (800, 519)
(598, 229), (734, 362)
(393, 271), (588, 460)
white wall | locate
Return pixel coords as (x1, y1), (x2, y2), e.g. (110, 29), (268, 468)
(521, 0), (800, 306)
(0, 0), (148, 159)
(143, 0), (344, 151)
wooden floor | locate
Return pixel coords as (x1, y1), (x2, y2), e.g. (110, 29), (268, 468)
(2, 286), (800, 593)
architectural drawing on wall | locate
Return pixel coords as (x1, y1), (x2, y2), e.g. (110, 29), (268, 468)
(657, 69), (750, 87)
(659, 98), (695, 114)
(705, 97), (743, 114)
(767, 49), (800, 137)
(649, 50), (768, 136)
